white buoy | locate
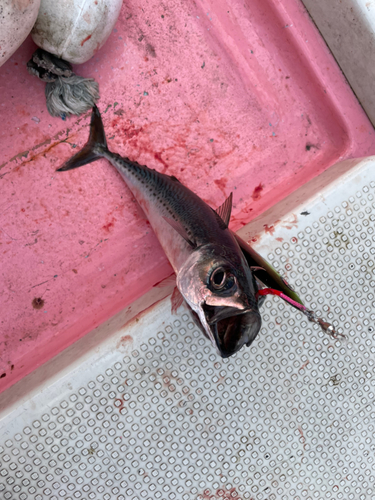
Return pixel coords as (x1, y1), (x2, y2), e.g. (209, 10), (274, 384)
(0, 0), (41, 67)
(27, 0), (123, 118)
(31, 0), (123, 64)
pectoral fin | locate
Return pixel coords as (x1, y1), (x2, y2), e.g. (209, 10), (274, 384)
(171, 286), (185, 314)
(163, 217), (196, 247)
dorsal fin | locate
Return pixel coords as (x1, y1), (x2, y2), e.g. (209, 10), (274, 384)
(169, 175), (181, 183)
(214, 192), (233, 229)
(163, 217), (196, 248)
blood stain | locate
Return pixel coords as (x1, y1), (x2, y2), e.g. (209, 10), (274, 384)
(32, 297), (44, 310)
(282, 213), (298, 230)
(153, 152), (168, 170)
(214, 177), (228, 196)
(81, 34), (92, 46)
(264, 224), (275, 235)
(215, 487), (243, 499)
(102, 217), (116, 233)
(116, 335), (133, 350)
(121, 122), (144, 139)
(251, 183), (264, 201)
(298, 425), (308, 449)
(115, 398), (124, 412)
(299, 360), (310, 371)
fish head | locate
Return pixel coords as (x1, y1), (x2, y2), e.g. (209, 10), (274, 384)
(177, 244), (262, 357)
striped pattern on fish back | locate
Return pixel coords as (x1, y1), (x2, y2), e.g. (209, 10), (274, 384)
(105, 151), (235, 249)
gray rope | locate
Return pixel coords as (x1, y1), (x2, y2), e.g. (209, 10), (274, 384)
(27, 49), (99, 119)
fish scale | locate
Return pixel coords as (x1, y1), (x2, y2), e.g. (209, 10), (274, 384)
(101, 150), (238, 248)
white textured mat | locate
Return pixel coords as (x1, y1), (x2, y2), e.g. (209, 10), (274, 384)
(1, 158), (375, 500)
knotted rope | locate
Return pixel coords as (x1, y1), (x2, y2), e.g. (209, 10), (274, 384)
(27, 49), (99, 119)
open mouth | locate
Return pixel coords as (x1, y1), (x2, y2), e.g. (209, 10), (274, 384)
(183, 302), (262, 358)
(203, 305), (262, 358)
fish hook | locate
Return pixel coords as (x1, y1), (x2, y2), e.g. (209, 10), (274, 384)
(256, 288), (346, 340)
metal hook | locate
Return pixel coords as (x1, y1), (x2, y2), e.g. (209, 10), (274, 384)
(304, 309), (346, 340)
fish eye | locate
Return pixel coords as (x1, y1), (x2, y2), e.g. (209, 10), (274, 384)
(210, 267), (236, 291)
(212, 268), (226, 288)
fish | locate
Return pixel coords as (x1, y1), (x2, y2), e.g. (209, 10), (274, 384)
(58, 105), (262, 358)
(58, 106), (343, 356)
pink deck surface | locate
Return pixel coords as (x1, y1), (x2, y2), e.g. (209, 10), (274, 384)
(1, 0), (375, 394)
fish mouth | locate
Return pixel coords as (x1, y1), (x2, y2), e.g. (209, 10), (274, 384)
(202, 305), (262, 358)
(184, 303), (262, 358)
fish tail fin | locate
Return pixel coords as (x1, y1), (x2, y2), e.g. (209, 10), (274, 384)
(57, 105), (108, 172)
